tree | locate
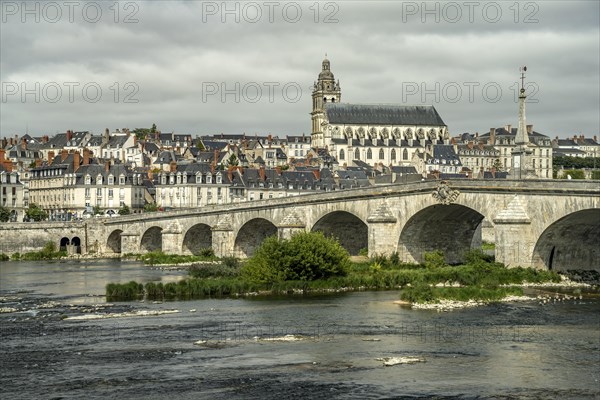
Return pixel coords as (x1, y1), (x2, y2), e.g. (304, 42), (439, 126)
(226, 153), (239, 167)
(242, 231), (350, 284)
(151, 123), (157, 133)
(93, 205), (102, 215)
(0, 206), (10, 222)
(196, 139), (206, 151)
(118, 205), (131, 215)
(492, 158), (503, 171)
(144, 203), (159, 212)
(25, 204), (48, 222)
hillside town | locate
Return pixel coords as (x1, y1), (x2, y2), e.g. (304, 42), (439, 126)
(1, 59), (599, 222)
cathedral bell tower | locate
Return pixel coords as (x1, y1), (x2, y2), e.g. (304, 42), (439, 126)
(311, 57), (341, 147)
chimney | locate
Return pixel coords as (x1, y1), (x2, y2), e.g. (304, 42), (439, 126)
(467, 141), (474, 150)
(490, 128), (496, 145)
(67, 130), (73, 141)
(2, 160), (12, 172)
(48, 151), (55, 164)
(61, 149), (68, 161)
(573, 135), (578, 143)
(275, 166), (282, 174)
(73, 151), (81, 172)
(580, 134), (585, 141)
(0, 149), (4, 162)
(147, 169), (153, 180)
(313, 169), (321, 180)
(35, 158), (42, 168)
(228, 165), (234, 182)
(506, 124), (512, 133)
(83, 149), (90, 165)
(526, 125), (533, 134)
(475, 132), (479, 138)
(9, 137), (13, 146)
(105, 160), (110, 173)
(491, 166), (496, 179)
(169, 161), (177, 173)
(213, 149), (219, 166)
(594, 135), (597, 143)
(259, 166), (265, 181)
(42, 135), (49, 143)
(21, 138), (27, 150)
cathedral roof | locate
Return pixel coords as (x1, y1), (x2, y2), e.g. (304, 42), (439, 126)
(324, 103), (446, 126)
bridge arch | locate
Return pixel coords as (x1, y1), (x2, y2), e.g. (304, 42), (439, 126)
(399, 204), (485, 264)
(234, 218), (277, 258)
(71, 237), (81, 254)
(531, 209), (600, 271)
(107, 229), (123, 253)
(183, 223), (213, 255)
(141, 226), (163, 253)
(311, 211), (368, 256)
(59, 237), (70, 251)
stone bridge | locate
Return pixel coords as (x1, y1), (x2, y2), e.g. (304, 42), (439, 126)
(1, 180), (599, 271)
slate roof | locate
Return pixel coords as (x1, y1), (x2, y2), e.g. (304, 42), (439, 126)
(427, 145), (462, 166)
(479, 127), (549, 139)
(324, 103), (446, 126)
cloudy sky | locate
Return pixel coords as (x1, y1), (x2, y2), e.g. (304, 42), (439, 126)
(1, 0), (598, 139)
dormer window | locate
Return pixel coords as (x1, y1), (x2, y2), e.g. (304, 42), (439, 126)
(216, 175), (222, 184)
(161, 175), (166, 185)
(176, 174), (182, 184)
(85, 175), (91, 185)
(196, 173), (202, 184)
(119, 175), (125, 185)
(97, 175), (103, 185)
(206, 175), (212, 184)
(169, 175), (175, 185)
(108, 175), (114, 185)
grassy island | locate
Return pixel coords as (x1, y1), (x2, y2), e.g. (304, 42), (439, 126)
(106, 232), (560, 303)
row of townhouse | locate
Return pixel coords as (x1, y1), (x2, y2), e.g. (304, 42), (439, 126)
(152, 162), (361, 209)
(452, 124), (554, 179)
(552, 135), (600, 158)
(27, 149), (147, 220)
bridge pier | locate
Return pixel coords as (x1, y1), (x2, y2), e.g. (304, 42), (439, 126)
(120, 232), (140, 254)
(493, 196), (535, 268)
(212, 227), (234, 257)
(367, 202), (398, 257)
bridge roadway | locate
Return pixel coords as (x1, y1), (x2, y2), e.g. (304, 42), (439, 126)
(1, 179), (599, 271)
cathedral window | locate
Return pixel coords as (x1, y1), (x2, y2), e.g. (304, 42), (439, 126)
(391, 149), (396, 160)
(339, 149), (345, 160)
(354, 148), (360, 160)
(379, 149), (384, 160)
(403, 149), (409, 160)
(367, 149), (372, 160)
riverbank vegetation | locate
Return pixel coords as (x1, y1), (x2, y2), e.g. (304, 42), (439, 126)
(123, 248), (216, 265)
(106, 233), (561, 303)
(8, 242), (66, 261)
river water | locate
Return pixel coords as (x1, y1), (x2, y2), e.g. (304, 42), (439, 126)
(1, 260), (598, 399)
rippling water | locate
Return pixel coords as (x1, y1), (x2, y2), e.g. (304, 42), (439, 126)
(1, 260), (598, 399)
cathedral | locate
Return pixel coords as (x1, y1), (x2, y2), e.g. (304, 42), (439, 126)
(311, 58), (449, 167)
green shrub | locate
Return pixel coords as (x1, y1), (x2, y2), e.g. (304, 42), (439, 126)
(11, 253), (21, 260)
(189, 263), (241, 278)
(222, 256), (240, 269)
(358, 248), (369, 257)
(0, 253), (9, 261)
(423, 250), (447, 269)
(106, 281), (144, 301)
(199, 248), (215, 257)
(242, 231), (350, 284)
